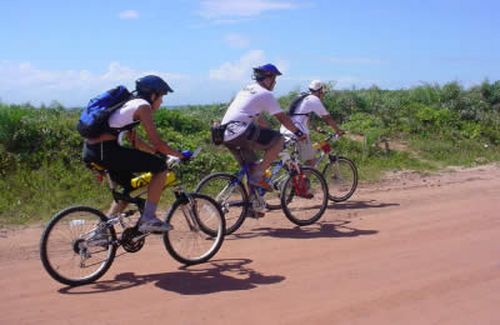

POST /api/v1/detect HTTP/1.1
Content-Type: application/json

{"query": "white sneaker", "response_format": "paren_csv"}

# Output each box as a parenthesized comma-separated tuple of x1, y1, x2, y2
(138, 217, 173, 233)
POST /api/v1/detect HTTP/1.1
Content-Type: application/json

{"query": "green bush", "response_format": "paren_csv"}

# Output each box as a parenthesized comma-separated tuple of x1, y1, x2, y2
(1, 80, 499, 225)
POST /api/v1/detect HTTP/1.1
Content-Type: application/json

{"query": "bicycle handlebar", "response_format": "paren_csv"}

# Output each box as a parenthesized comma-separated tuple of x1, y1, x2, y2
(166, 147, 202, 168)
(316, 128, 342, 141)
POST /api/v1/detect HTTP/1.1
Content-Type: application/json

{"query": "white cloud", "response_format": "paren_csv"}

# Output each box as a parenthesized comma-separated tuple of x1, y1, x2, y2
(199, 0, 298, 20)
(119, 10, 139, 20)
(0, 61, 187, 106)
(327, 56, 386, 65)
(225, 33, 250, 48)
(209, 50, 266, 81)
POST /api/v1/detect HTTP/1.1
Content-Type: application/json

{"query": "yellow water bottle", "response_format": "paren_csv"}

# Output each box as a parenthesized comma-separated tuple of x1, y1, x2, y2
(130, 172, 152, 189)
(165, 171, 177, 187)
(131, 171, 177, 189)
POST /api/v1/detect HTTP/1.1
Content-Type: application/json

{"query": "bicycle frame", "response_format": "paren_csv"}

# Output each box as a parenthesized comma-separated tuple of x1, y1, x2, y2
(88, 152, 201, 241)
(311, 133, 339, 169)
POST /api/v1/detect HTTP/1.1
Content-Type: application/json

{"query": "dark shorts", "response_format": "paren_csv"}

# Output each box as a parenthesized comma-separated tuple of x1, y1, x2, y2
(224, 123, 283, 165)
(83, 140, 167, 190)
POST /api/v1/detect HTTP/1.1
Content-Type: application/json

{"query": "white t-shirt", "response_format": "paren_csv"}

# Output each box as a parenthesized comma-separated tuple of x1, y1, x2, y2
(108, 98, 149, 129)
(280, 94, 329, 135)
(221, 83, 283, 141)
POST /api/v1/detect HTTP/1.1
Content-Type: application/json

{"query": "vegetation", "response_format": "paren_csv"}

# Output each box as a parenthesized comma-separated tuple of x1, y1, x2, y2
(1, 80, 499, 225)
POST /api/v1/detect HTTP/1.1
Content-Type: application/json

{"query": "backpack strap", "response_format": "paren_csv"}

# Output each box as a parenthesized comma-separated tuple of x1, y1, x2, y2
(288, 93, 311, 116)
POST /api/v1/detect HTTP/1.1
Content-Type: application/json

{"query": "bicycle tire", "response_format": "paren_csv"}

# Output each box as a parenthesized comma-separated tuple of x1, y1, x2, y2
(280, 167, 329, 226)
(40, 206, 117, 286)
(163, 193, 225, 265)
(194, 172, 248, 235)
(323, 156, 358, 202)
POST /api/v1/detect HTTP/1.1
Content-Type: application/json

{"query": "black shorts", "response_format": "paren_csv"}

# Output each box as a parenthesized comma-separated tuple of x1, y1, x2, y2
(224, 123, 283, 165)
(83, 140, 167, 190)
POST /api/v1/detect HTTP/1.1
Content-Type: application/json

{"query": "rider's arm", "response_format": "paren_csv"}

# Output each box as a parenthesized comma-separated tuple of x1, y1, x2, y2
(274, 112, 306, 140)
(126, 130, 155, 153)
(322, 115, 344, 135)
(134, 105, 184, 159)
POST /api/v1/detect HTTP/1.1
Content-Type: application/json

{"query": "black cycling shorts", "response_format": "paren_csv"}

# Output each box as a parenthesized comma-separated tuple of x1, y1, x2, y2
(224, 123, 283, 165)
(83, 140, 167, 190)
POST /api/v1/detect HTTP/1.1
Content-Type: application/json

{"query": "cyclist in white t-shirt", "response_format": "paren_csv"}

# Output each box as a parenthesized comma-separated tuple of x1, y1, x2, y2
(221, 64, 305, 190)
(280, 80, 344, 165)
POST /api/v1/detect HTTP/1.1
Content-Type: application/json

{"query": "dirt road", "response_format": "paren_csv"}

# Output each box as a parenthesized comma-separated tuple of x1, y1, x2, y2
(1, 164, 499, 324)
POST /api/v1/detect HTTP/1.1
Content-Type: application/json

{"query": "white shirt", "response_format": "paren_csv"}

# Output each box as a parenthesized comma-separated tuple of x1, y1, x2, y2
(108, 98, 149, 129)
(222, 83, 283, 141)
(280, 94, 329, 135)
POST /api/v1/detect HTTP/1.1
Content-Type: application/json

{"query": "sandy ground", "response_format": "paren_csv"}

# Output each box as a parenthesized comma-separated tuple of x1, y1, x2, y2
(1, 164, 499, 324)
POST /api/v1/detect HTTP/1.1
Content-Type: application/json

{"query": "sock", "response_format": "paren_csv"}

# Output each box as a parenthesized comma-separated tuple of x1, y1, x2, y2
(142, 201, 158, 221)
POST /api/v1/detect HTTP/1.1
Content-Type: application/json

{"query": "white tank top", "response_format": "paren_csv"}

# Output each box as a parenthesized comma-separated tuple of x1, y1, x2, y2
(108, 98, 149, 129)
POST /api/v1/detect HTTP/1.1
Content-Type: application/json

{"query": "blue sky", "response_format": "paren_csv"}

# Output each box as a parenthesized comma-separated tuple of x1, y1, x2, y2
(1, 0, 499, 107)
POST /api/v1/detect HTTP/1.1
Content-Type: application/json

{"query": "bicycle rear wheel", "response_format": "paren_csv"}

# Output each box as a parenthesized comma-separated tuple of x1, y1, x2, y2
(280, 167, 328, 226)
(163, 193, 225, 265)
(39, 206, 117, 286)
(195, 172, 248, 235)
(323, 156, 358, 202)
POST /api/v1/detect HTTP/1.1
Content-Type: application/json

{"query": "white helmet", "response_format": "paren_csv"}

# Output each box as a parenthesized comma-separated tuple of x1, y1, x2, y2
(308, 80, 324, 92)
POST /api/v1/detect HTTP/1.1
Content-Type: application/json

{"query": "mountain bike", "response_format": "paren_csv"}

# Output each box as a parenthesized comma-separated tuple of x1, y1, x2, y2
(40, 149, 225, 286)
(312, 130, 358, 202)
(195, 140, 328, 235)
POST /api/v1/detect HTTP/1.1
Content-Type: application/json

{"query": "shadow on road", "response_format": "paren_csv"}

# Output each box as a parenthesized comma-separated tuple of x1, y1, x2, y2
(329, 199, 400, 210)
(58, 258, 284, 295)
(233, 219, 378, 240)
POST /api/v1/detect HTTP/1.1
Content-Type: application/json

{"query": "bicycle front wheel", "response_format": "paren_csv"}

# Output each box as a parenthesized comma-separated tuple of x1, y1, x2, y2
(39, 206, 117, 286)
(163, 193, 225, 265)
(195, 172, 248, 235)
(323, 156, 358, 202)
(280, 167, 328, 226)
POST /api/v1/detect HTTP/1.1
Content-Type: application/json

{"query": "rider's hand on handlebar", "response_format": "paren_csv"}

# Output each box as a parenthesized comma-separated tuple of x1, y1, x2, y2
(180, 150, 193, 161)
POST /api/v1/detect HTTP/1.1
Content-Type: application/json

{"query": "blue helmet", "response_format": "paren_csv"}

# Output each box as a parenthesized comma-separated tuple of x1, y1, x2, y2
(135, 75, 174, 96)
(253, 63, 282, 81)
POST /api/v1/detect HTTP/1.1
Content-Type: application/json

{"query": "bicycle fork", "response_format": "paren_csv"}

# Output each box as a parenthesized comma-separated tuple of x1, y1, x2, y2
(177, 192, 201, 231)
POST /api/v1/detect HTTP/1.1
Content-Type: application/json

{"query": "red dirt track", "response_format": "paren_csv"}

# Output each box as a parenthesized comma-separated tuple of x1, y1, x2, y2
(1, 164, 500, 324)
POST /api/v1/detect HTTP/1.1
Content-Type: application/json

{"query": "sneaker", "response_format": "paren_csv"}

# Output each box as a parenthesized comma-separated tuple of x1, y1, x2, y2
(138, 217, 173, 234)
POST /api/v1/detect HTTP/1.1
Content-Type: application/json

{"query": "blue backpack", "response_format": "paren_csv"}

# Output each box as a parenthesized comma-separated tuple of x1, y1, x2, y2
(77, 85, 133, 138)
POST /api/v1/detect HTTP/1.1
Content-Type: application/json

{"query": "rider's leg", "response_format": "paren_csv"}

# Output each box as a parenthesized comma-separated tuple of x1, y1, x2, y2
(254, 135, 284, 176)
(107, 200, 128, 216)
(146, 169, 167, 205)
(139, 169, 172, 232)
(297, 135, 316, 167)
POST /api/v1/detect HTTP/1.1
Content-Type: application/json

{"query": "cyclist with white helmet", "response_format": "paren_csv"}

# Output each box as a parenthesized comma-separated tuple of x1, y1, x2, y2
(83, 75, 185, 233)
(280, 80, 344, 165)
(221, 64, 306, 190)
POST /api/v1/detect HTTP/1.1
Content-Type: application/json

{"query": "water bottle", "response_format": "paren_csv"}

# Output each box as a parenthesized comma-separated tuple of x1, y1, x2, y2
(130, 172, 153, 189)
(130, 171, 176, 189)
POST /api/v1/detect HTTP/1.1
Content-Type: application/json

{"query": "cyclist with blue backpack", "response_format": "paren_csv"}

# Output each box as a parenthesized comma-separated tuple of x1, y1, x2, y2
(280, 80, 344, 166)
(82, 75, 186, 233)
(220, 64, 306, 191)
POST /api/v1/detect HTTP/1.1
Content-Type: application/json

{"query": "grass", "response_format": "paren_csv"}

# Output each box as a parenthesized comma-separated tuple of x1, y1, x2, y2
(1, 134, 499, 227)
